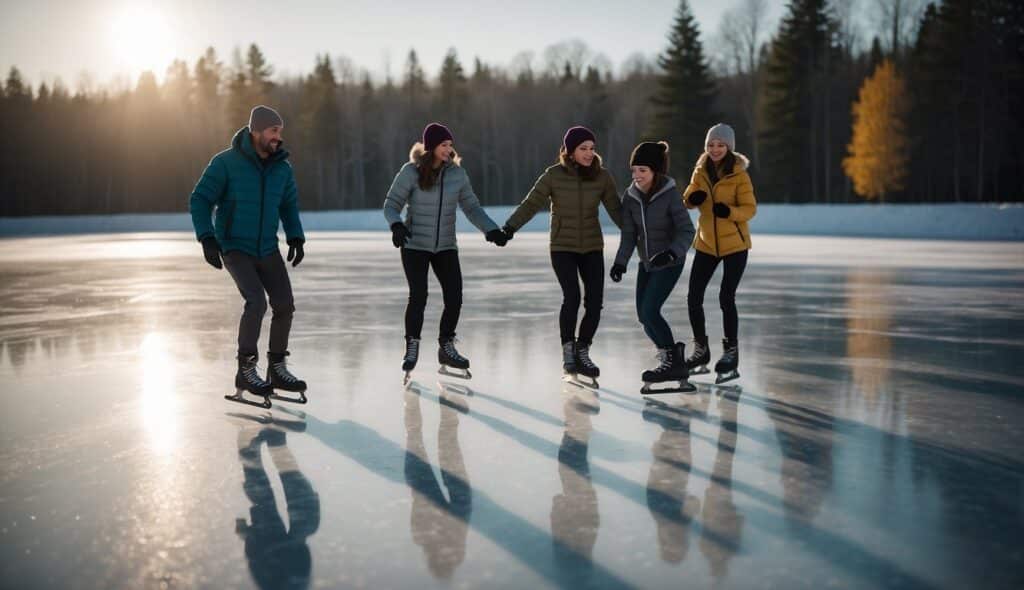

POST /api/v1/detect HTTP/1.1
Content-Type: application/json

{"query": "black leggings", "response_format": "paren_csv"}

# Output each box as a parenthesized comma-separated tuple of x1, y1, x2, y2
(402, 248, 463, 341)
(687, 249, 748, 341)
(550, 250, 605, 346)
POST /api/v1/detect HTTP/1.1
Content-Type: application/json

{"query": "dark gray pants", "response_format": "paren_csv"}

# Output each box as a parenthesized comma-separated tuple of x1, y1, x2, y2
(223, 249, 295, 359)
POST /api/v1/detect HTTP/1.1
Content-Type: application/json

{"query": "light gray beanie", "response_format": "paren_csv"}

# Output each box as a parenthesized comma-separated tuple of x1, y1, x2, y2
(705, 123, 735, 152)
(249, 105, 283, 133)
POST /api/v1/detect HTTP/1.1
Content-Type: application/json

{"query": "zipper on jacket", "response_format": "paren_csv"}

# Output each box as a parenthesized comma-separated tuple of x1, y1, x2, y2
(709, 173, 720, 257)
(640, 197, 650, 266)
(434, 167, 446, 251)
(735, 222, 746, 244)
(577, 174, 583, 251)
(257, 168, 267, 256)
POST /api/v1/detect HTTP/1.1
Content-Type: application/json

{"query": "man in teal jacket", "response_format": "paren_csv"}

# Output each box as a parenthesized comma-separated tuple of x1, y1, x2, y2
(189, 105, 308, 403)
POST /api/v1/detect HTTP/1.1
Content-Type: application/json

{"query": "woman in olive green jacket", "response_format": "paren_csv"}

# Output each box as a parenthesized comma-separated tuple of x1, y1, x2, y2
(502, 126, 622, 383)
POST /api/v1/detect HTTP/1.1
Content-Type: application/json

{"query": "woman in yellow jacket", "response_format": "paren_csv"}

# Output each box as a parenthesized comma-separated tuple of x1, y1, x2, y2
(681, 123, 756, 384)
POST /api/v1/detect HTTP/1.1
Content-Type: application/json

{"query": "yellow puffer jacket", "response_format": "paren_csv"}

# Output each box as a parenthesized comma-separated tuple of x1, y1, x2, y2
(682, 152, 757, 257)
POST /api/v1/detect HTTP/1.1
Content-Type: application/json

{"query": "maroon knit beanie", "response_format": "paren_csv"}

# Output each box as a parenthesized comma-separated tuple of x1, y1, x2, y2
(423, 123, 454, 152)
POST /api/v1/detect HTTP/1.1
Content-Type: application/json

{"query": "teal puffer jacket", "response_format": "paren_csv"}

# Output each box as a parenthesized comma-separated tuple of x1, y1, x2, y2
(189, 127, 305, 257)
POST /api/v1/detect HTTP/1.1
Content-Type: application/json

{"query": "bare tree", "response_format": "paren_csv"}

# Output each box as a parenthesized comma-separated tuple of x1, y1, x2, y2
(871, 0, 925, 55)
(716, 0, 769, 166)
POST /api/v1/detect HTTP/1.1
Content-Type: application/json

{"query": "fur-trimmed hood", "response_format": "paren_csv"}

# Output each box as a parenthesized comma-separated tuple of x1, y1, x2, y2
(409, 142, 462, 167)
(694, 151, 750, 175)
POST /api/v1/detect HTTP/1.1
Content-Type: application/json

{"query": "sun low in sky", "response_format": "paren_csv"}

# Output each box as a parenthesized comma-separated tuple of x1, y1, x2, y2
(106, 4, 178, 82)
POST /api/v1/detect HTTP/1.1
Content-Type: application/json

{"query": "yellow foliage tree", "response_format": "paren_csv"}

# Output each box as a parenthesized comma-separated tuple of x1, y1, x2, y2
(843, 59, 910, 201)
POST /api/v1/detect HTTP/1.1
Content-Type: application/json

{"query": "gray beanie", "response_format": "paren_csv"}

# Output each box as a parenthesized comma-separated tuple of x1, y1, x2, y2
(705, 123, 735, 152)
(249, 105, 283, 133)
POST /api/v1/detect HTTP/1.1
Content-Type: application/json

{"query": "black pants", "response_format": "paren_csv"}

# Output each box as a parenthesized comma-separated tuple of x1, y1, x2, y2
(551, 250, 604, 346)
(687, 249, 748, 341)
(402, 248, 463, 341)
(222, 249, 295, 359)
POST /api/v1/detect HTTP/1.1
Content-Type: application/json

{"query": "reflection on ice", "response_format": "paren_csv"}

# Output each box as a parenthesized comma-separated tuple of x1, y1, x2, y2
(2, 232, 1023, 589)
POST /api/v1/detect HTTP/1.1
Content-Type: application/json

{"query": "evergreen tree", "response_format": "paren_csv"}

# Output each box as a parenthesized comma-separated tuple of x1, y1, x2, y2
(648, 0, 717, 177)
(404, 49, 427, 121)
(246, 43, 274, 104)
(758, 0, 839, 202)
(437, 48, 468, 124)
(843, 60, 909, 201)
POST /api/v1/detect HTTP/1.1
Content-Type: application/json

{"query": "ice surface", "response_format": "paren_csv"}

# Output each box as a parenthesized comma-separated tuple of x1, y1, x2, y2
(1, 232, 1022, 589)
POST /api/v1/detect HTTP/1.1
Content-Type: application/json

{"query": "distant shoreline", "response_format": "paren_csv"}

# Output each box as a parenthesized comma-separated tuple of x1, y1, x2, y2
(1, 203, 1021, 241)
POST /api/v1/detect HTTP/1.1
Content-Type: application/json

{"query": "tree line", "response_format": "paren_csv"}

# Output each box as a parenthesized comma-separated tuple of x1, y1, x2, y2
(0, 0, 1020, 217)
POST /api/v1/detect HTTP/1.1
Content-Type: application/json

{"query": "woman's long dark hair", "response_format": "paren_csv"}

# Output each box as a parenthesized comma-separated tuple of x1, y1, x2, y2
(557, 147, 602, 180)
(413, 143, 461, 191)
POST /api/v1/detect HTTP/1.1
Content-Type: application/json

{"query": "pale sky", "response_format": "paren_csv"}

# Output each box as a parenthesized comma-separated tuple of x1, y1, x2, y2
(1, 0, 792, 91)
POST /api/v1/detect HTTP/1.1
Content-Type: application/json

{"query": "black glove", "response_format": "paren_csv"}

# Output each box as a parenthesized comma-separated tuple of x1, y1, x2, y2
(287, 238, 305, 267)
(501, 224, 516, 241)
(391, 222, 411, 248)
(689, 190, 707, 206)
(650, 250, 677, 267)
(486, 229, 508, 247)
(610, 263, 626, 283)
(713, 202, 731, 218)
(201, 236, 222, 269)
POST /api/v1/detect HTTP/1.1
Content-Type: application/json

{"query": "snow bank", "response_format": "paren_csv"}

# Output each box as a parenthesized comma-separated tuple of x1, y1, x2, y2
(1, 203, 1021, 240)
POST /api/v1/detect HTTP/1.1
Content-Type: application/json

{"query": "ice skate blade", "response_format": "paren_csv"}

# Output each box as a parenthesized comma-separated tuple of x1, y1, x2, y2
(562, 374, 599, 390)
(270, 390, 307, 404)
(689, 365, 711, 375)
(225, 388, 272, 409)
(438, 381, 473, 396)
(438, 366, 472, 380)
(715, 370, 740, 385)
(403, 372, 412, 386)
(641, 380, 698, 395)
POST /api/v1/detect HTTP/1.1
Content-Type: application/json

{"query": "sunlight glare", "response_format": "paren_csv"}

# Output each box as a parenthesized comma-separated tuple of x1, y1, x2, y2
(108, 5, 176, 79)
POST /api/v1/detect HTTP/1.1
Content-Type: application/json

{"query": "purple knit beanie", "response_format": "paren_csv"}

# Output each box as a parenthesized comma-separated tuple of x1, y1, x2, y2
(423, 123, 454, 152)
(563, 126, 596, 154)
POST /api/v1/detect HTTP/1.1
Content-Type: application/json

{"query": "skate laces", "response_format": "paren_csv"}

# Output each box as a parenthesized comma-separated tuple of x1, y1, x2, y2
(272, 359, 298, 383)
(405, 339, 420, 360)
(443, 338, 464, 360)
(653, 349, 672, 372)
(242, 361, 268, 385)
(577, 345, 597, 368)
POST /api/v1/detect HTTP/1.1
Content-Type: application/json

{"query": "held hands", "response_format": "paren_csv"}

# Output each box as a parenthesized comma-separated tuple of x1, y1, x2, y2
(201, 236, 222, 269)
(610, 263, 626, 283)
(650, 250, 677, 267)
(713, 202, 731, 218)
(688, 190, 707, 206)
(501, 224, 515, 241)
(287, 238, 305, 267)
(485, 229, 509, 247)
(391, 222, 411, 248)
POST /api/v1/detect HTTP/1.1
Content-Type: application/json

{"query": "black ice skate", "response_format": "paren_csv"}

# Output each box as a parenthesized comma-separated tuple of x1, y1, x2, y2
(266, 352, 307, 404)
(402, 337, 420, 385)
(438, 337, 472, 380)
(226, 354, 273, 409)
(561, 341, 577, 376)
(714, 338, 740, 384)
(567, 342, 600, 389)
(641, 342, 696, 395)
(685, 336, 711, 376)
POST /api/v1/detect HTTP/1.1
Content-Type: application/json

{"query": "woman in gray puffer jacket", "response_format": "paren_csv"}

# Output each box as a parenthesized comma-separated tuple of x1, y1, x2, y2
(383, 123, 507, 379)
(611, 141, 696, 391)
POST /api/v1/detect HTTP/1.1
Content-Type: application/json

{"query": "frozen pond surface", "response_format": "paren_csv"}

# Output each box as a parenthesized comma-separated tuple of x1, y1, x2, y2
(1, 232, 1022, 589)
